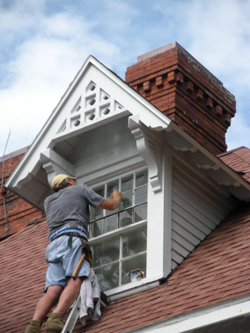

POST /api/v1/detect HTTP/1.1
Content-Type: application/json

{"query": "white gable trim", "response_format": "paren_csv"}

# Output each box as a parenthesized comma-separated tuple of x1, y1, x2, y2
(126, 295, 250, 333)
(5, 56, 171, 191)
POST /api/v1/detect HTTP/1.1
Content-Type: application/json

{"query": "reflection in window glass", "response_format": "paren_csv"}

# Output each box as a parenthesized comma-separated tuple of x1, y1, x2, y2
(90, 187, 104, 220)
(94, 262, 119, 290)
(134, 204, 147, 222)
(122, 226, 147, 258)
(120, 191, 132, 210)
(121, 253, 146, 285)
(107, 180, 119, 197)
(134, 186, 147, 205)
(96, 187, 105, 197)
(136, 170, 148, 187)
(93, 207, 103, 220)
(90, 219, 103, 238)
(121, 176, 133, 192)
(119, 209, 133, 227)
(104, 215, 118, 233)
(93, 237, 119, 267)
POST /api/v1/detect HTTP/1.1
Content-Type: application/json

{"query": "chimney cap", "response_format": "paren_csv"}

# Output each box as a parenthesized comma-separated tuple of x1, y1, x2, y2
(137, 42, 178, 62)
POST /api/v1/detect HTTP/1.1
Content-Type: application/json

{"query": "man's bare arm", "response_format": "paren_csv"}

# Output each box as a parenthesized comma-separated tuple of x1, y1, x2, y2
(98, 190, 122, 210)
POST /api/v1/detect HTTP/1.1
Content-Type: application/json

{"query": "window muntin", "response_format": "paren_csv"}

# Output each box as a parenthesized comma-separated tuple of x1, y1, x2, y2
(89, 169, 148, 291)
(89, 170, 148, 237)
(92, 226, 147, 291)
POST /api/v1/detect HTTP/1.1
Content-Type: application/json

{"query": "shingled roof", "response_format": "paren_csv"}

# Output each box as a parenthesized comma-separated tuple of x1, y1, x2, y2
(0, 196, 250, 332)
(219, 146, 250, 184)
(0, 217, 48, 332)
(76, 202, 250, 333)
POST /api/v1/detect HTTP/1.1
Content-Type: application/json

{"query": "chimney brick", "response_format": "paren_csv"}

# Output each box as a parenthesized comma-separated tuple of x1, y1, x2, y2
(125, 42, 236, 154)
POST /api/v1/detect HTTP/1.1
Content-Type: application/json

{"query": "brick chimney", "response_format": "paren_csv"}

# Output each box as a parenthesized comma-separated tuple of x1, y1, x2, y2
(125, 42, 236, 155)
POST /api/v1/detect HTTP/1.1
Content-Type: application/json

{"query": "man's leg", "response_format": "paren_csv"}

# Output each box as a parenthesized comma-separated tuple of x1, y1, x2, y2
(45, 277, 83, 333)
(54, 277, 83, 314)
(25, 285, 63, 333)
(33, 285, 63, 322)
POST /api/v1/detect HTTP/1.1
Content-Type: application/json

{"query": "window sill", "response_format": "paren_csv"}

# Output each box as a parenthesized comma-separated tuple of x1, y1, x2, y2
(105, 275, 162, 301)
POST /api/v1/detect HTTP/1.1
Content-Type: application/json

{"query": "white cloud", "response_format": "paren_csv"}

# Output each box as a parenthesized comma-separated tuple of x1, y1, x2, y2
(0, 1, 126, 155)
(1, 0, 250, 156)
(226, 112, 250, 151)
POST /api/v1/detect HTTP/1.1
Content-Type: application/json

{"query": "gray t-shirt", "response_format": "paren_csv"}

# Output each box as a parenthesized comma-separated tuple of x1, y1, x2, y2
(44, 185, 104, 239)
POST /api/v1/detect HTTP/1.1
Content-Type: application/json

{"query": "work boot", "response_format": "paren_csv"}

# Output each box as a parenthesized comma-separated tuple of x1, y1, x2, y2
(24, 320, 41, 333)
(46, 312, 64, 333)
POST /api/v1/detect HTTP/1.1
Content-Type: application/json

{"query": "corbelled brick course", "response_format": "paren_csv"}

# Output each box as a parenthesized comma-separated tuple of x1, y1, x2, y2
(126, 42, 236, 155)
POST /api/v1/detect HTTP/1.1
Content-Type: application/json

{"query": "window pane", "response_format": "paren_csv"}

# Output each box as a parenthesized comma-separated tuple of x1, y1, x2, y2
(120, 191, 132, 210)
(119, 209, 133, 227)
(134, 186, 147, 205)
(94, 262, 119, 291)
(90, 187, 105, 220)
(122, 226, 147, 258)
(92, 207, 103, 220)
(136, 170, 148, 187)
(93, 237, 119, 267)
(121, 176, 133, 192)
(104, 215, 118, 233)
(106, 181, 119, 216)
(107, 180, 119, 197)
(134, 203, 147, 222)
(95, 187, 105, 197)
(106, 207, 118, 216)
(121, 253, 147, 285)
(90, 219, 103, 238)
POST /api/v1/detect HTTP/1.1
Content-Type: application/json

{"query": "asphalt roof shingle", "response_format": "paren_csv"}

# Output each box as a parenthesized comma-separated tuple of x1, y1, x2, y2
(1, 201, 250, 332)
(76, 202, 250, 332)
(219, 146, 250, 184)
(1, 145, 250, 332)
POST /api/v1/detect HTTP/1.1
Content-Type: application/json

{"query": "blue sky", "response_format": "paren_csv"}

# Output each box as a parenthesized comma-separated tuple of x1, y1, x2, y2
(1, 0, 250, 156)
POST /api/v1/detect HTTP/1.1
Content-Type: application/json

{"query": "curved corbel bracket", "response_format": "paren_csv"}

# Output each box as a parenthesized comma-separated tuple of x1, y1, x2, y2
(40, 148, 76, 186)
(128, 115, 162, 193)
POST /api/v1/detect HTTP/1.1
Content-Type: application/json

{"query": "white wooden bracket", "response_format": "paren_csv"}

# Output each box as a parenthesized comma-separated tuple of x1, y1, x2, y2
(40, 148, 76, 187)
(128, 114, 163, 193)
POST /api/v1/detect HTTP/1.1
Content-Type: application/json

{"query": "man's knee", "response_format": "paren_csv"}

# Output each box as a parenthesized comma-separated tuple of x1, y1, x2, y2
(67, 277, 83, 291)
(47, 285, 64, 301)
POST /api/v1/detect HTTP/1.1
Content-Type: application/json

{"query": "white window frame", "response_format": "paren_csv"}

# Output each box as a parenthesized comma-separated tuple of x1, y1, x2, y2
(88, 167, 148, 292)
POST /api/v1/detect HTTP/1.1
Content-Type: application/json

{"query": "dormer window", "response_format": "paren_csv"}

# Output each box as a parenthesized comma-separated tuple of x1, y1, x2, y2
(89, 169, 148, 291)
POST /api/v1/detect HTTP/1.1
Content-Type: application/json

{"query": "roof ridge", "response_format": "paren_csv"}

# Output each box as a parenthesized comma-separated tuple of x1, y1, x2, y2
(217, 146, 248, 158)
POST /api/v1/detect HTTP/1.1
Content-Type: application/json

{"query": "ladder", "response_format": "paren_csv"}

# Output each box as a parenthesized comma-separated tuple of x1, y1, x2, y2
(61, 295, 81, 333)
(61, 292, 109, 333)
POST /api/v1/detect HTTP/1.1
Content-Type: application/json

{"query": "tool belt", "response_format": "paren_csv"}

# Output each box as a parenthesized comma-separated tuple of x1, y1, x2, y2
(51, 231, 93, 267)
(49, 224, 88, 242)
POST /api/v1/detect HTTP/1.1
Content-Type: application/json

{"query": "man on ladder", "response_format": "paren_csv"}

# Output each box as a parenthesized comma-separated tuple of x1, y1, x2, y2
(25, 174, 121, 333)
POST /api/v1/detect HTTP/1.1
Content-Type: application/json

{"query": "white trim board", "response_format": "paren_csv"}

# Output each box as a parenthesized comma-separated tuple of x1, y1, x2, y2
(125, 295, 250, 333)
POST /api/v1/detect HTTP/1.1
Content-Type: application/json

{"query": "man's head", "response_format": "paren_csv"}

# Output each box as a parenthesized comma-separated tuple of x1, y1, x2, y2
(51, 174, 76, 192)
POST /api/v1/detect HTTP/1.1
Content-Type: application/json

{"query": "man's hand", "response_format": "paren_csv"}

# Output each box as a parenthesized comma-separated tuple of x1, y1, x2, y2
(98, 190, 122, 211)
(111, 189, 122, 202)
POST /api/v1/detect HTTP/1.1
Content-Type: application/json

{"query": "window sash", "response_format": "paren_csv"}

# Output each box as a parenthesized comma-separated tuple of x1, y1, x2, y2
(88, 169, 148, 291)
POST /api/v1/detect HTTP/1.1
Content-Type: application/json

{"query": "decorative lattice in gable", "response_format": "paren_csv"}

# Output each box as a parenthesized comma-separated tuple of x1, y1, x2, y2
(56, 80, 125, 135)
